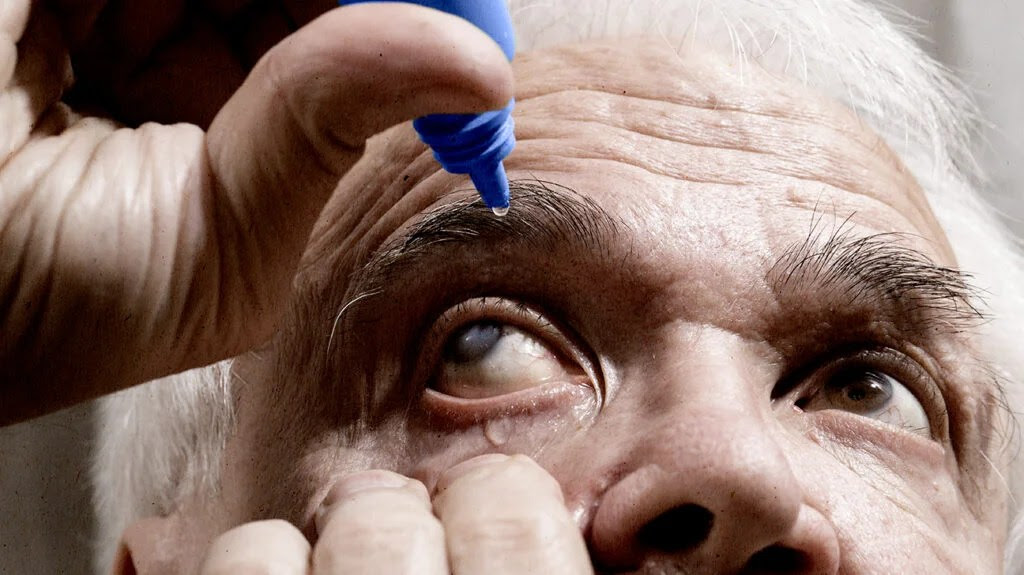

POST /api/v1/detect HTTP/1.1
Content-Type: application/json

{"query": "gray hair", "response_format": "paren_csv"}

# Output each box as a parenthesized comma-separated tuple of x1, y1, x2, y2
(93, 1, 1024, 572)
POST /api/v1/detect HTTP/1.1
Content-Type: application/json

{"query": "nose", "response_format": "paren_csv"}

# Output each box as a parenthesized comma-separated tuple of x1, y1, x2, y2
(587, 364, 840, 573)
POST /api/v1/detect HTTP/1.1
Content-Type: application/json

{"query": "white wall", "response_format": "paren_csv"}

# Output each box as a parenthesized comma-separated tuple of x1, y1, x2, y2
(883, 0, 1024, 237)
(0, 403, 95, 574)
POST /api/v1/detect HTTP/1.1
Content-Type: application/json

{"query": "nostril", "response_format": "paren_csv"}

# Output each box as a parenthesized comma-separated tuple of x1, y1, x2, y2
(745, 545, 811, 573)
(637, 504, 714, 553)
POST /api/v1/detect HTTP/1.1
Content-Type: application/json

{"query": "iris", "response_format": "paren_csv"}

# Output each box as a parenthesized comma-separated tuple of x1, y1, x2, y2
(444, 321, 503, 363)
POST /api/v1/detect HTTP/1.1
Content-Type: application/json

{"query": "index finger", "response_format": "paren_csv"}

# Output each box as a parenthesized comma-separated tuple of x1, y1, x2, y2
(433, 454, 594, 575)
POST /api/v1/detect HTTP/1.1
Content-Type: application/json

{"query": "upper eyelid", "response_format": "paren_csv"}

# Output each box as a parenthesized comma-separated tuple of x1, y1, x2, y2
(429, 298, 573, 366)
(328, 199, 989, 444)
(433, 298, 557, 345)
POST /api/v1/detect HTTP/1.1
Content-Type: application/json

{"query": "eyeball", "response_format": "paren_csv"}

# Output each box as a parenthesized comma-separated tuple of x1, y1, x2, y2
(435, 320, 582, 399)
(802, 365, 931, 436)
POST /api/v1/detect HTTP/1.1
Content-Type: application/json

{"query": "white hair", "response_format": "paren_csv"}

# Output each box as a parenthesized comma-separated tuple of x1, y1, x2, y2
(92, 361, 234, 572)
(93, 1, 1024, 572)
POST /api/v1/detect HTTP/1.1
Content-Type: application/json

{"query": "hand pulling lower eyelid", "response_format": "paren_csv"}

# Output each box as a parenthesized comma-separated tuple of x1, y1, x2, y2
(337, 0, 517, 216)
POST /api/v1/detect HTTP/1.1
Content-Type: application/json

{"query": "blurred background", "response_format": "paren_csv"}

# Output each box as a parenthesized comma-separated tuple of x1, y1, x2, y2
(1, 2, 1020, 573)
(890, 0, 1023, 238)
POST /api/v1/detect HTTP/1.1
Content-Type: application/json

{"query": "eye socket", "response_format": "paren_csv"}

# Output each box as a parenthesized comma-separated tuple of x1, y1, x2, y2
(797, 357, 933, 437)
(423, 298, 591, 400)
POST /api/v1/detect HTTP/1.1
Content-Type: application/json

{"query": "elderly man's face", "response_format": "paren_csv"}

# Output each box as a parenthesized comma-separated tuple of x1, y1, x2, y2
(171, 39, 1008, 572)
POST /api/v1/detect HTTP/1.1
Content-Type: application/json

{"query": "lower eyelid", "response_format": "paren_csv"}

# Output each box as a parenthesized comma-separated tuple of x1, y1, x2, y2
(420, 379, 597, 426)
(804, 410, 948, 466)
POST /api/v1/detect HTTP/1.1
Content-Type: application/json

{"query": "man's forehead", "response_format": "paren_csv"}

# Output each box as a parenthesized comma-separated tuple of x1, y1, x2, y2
(508, 39, 950, 253)
(300, 37, 955, 293)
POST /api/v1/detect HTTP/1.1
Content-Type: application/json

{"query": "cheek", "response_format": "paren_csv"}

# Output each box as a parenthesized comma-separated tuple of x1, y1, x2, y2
(788, 425, 993, 571)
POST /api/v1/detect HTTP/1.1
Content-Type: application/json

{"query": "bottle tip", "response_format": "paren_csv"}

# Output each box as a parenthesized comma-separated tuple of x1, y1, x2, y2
(469, 162, 511, 216)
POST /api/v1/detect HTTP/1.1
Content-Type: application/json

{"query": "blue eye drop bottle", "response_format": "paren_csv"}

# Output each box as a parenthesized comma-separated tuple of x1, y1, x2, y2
(337, 0, 516, 215)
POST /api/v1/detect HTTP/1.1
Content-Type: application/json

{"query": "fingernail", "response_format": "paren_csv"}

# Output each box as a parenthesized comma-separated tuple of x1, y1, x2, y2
(435, 453, 510, 493)
(316, 470, 409, 534)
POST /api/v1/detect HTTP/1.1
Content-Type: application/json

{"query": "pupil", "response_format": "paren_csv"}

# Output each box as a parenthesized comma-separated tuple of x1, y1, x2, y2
(444, 321, 503, 364)
(847, 386, 867, 401)
(828, 370, 893, 412)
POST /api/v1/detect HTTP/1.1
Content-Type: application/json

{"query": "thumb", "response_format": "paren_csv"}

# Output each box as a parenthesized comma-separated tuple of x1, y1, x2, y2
(0, 3, 512, 422)
(198, 3, 514, 360)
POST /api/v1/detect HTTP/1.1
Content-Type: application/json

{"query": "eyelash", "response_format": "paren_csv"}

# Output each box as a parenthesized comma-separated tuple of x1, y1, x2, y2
(417, 297, 600, 396)
(782, 347, 949, 440)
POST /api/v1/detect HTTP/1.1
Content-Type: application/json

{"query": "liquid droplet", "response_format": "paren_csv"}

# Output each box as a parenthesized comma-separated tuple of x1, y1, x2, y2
(484, 418, 512, 447)
(491, 205, 509, 217)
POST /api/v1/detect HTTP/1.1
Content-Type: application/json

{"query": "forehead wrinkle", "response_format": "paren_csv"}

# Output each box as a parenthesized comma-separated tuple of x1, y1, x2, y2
(515, 127, 929, 237)
(345, 179, 621, 298)
(511, 106, 924, 206)
(517, 88, 876, 151)
(511, 41, 944, 247)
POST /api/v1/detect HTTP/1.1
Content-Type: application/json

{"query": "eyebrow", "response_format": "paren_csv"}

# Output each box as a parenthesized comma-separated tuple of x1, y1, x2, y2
(768, 222, 986, 332)
(346, 180, 621, 296)
(348, 176, 986, 336)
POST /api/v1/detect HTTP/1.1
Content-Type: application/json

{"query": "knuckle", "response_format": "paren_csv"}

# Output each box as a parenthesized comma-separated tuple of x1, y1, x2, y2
(330, 510, 443, 546)
(496, 455, 565, 499)
(453, 511, 574, 553)
(315, 513, 444, 567)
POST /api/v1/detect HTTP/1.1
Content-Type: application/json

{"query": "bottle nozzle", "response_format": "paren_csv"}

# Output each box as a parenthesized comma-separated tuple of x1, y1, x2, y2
(470, 161, 511, 214)
(339, 0, 517, 215)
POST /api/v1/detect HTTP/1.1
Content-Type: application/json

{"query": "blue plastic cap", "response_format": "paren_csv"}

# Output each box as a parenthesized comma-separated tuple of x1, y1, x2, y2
(338, 0, 516, 210)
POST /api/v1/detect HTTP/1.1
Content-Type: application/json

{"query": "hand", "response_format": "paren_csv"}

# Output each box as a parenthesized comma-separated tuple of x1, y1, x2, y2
(199, 455, 594, 574)
(0, 1, 513, 423)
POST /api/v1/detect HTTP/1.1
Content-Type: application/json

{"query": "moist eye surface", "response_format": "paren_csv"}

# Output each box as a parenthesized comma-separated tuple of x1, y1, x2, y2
(803, 364, 931, 436)
(824, 369, 894, 414)
(435, 321, 567, 398)
(445, 321, 503, 364)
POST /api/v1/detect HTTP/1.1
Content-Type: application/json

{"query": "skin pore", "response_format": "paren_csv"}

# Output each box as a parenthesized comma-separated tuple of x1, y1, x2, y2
(137, 39, 1009, 573)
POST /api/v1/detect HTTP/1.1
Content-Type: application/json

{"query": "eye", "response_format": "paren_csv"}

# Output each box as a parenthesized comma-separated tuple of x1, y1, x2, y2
(799, 364, 931, 436)
(425, 299, 590, 400)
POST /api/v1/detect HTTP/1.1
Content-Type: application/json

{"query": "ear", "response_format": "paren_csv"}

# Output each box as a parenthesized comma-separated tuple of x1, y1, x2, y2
(112, 516, 180, 575)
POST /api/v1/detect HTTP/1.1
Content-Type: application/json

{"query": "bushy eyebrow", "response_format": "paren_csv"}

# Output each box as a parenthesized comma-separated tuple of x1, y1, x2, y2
(351, 180, 987, 337)
(768, 222, 986, 331)
(347, 179, 621, 296)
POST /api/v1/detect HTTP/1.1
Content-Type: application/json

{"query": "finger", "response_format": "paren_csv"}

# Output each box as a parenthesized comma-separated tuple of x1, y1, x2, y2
(313, 470, 447, 574)
(0, 3, 512, 422)
(200, 519, 311, 575)
(433, 454, 594, 575)
(199, 4, 513, 360)
(0, 1, 28, 90)
(2, 3, 70, 158)
(0, 0, 29, 39)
